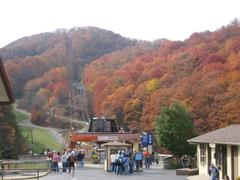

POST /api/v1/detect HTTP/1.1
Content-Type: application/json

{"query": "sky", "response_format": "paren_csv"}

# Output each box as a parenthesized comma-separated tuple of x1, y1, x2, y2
(0, 0, 240, 48)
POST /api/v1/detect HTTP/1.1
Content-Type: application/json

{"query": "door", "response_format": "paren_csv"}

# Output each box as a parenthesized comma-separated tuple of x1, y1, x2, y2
(222, 145, 227, 178)
(231, 146, 238, 180)
(208, 145, 212, 168)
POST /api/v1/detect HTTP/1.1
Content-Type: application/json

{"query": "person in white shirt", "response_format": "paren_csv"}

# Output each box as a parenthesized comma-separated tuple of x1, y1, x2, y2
(110, 153, 116, 172)
(61, 152, 68, 172)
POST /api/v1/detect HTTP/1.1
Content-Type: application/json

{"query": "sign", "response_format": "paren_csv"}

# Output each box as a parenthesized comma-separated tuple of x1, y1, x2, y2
(141, 133, 148, 147)
(141, 132, 153, 146)
(135, 152, 143, 161)
(97, 136, 118, 141)
(209, 143, 215, 148)
(148, 133, 153, 145)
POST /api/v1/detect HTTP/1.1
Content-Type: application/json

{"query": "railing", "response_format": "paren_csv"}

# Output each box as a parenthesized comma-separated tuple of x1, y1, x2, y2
(0, 168, 48, 180)
(0, 159, 50, 180)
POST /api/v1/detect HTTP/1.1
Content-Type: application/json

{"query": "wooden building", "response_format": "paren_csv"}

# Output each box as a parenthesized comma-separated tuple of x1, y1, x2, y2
(70, 117, 140, 151)
(0, 57, 15, 104)
(188, 125, 240, 180)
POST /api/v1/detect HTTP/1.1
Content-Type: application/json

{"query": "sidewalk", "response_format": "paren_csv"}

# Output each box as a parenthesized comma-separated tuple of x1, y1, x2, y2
(2, 171, 49, 180)
(83, 162, 163, 169)
(84, 163, 103, 169)
(186, 174, 209, 180)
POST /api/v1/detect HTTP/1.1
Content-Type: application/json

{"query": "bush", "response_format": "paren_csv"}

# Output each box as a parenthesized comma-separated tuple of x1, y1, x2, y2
(168, 163, 183, 169)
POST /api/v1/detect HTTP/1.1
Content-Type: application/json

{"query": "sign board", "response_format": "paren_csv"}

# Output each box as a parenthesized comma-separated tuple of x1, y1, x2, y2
(141, 133, 148, 147)
(135, 152, 143, 161)
(148, 133, 153, 145)
(141, 132, 153, 146)
(209, 143, 215, 148)
(97, 135, 118, 141)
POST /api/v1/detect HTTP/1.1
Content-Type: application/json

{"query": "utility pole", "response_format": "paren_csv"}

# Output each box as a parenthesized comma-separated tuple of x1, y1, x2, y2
(30, 128, 33, 156)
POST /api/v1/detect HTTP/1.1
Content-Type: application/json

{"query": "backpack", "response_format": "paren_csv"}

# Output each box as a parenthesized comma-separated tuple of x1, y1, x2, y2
(212, 168, 219, 178)
(118, 155, 123, 163)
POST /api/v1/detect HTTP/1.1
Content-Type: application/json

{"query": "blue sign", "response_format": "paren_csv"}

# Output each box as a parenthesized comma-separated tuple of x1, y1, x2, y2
(141, 132, 153, 146)
(135, 152, 143, 161)
(148, 133, 153, 145)
(141, 133, 148, 147)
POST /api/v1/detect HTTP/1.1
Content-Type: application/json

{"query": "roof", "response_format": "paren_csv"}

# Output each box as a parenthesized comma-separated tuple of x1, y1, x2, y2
(0, 57, 15, 104)
(71, 132, 140, 142)
(102, 141, 131, 147)
(188, 124, 240, 145)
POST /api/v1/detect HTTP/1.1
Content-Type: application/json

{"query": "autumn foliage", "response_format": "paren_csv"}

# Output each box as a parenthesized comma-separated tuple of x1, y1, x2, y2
(1, 22, 240, 133)
(84, 21, 240, 133)
(1, 27, 135, 126)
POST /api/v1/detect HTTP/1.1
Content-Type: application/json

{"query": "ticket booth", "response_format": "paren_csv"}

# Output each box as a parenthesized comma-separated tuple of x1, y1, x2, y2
(102, 141, 131, 172)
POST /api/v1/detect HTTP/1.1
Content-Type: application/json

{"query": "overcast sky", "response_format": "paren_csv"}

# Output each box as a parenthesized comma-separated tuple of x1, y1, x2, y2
(0, 0, 239, 48)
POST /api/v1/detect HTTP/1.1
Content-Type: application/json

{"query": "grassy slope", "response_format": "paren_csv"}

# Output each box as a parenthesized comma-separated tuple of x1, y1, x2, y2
(13, 108, 62, 154)
(13, 108, 29, 122)
(19, 126, 62, 154)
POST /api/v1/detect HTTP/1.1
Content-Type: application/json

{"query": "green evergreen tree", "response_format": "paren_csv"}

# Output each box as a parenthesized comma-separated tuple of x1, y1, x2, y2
(0, 105, 27, 159)
(155, 102, 196, 157)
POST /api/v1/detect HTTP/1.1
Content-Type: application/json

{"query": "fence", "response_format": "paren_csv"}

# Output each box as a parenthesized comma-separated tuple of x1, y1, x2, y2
(0, 159, 49, 180)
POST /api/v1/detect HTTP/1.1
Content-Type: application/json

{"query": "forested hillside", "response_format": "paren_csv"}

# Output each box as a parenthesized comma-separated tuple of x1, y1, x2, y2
(84, 21, 240, 133)
(0, 27, 136, 126)
(2, 22, 240, 134)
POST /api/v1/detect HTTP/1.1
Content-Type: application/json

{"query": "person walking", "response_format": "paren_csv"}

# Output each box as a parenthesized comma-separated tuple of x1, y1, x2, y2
(47, 149, 53, 171)
(110, 153, 116, 172)
(61, 152, 68, 172)
(116, 152, 124, 175)
(143, 150, 150, 168)
(77, 151, 85, 168)
(68, 153, 76, 174)
(209, 164, 219, 180)
(52, 151, 60, 172)
(123, 154, 130, 175)
(128, 154, 134, 174)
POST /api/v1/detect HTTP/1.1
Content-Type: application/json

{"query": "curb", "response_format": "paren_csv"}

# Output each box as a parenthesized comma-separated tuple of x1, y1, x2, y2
(2, 171, 49, 180)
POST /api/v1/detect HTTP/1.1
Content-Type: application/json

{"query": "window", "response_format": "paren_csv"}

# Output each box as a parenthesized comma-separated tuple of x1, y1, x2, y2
(200, 144, 206, 164)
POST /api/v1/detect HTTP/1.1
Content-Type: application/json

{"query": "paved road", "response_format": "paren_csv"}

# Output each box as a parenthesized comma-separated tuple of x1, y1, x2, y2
(38, 168, 188, 180)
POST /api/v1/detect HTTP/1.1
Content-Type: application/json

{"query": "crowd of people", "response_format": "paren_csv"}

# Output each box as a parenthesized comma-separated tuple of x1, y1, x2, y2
(46, 148, 158, 175)
(109, 150, 157, 175)
(46, 149, 85, 174)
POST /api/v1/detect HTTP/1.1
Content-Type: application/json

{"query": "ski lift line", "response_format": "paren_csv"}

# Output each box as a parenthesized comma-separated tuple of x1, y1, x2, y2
(66, 32, 90, 126)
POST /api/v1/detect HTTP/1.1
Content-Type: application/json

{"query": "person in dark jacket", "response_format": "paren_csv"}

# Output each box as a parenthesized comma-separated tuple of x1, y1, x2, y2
(68, 153, 76, 174)
(77, 151, 85, 168)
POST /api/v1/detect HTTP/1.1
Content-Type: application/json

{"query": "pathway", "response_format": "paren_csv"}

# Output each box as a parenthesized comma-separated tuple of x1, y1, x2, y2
(15, 107, 64, 144)
(39, 167, 188, 180)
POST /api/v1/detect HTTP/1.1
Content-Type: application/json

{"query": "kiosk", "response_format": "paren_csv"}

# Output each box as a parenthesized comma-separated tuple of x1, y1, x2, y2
(102, 141, 131, 172)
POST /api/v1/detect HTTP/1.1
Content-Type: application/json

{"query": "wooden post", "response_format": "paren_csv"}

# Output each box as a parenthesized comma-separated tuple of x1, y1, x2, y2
(37, 169, 39, 180)
(1, 161, 3, 180)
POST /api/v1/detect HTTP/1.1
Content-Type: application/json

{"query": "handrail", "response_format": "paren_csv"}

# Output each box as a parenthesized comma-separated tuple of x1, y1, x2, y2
(0, 167, 49, 180)
(0, 160, 50, 180)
